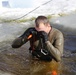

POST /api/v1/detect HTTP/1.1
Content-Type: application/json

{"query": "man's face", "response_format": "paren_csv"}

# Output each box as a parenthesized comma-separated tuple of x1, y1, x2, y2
(35, 23, 48, 32)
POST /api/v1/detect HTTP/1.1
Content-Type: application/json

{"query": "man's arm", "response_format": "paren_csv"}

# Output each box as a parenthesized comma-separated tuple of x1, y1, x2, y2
(12, 27, 37, 48)
(45, 32, 64, 62)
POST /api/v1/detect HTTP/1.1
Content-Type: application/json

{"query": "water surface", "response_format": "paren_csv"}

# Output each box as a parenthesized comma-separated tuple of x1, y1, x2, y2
(0, 22, 76, 75)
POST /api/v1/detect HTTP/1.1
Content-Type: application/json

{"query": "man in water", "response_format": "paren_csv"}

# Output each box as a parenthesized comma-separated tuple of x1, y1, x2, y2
(12, 16, 64, 62)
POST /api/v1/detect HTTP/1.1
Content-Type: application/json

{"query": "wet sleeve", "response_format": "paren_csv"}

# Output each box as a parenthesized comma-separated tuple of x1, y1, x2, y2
(12, 28, 35, 48)
(12, 37, 28, 48)
(45, 33, 64, 62)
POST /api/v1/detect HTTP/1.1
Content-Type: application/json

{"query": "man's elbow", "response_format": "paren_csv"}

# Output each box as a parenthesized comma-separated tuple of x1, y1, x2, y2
(56, 51, 62, 62)
(12, 44, 21, 48)
(55, 55, 61, 62)
(52, 54, 61, 62)
(11, 37, 23, 48)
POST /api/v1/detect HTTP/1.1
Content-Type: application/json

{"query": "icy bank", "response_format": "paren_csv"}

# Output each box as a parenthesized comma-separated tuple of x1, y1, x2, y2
(0, 0, 76, 20)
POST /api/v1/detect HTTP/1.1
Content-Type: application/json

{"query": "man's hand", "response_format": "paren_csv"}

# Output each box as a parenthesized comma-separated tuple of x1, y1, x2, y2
(38, 31, 48, 43)
(21, 28, 37, 37)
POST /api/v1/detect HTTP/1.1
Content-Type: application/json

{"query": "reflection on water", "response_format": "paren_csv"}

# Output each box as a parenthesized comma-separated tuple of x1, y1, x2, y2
(0, 23, 76, 75)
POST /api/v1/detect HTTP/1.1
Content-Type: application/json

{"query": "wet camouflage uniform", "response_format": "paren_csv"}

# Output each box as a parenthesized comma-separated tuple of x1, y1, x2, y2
(12, 27, 64, 62)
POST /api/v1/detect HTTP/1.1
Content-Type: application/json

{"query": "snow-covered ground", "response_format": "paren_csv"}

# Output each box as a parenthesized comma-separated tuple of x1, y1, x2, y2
(0, 0, 76, 21)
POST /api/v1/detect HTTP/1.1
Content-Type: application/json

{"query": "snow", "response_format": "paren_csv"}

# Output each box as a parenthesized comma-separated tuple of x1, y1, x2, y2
(0, 0, 76, 20)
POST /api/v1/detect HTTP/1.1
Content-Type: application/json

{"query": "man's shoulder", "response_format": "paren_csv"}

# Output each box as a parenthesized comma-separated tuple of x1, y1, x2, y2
(52, 27, 63, 34)
(52, 27, 63, 38)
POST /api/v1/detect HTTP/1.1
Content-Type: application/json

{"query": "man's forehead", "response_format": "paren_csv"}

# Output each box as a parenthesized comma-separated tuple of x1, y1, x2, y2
(39, 22, 45, 25)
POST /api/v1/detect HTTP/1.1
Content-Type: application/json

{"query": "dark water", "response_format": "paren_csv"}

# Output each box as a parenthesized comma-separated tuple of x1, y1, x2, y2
(0, 23, 76, 75)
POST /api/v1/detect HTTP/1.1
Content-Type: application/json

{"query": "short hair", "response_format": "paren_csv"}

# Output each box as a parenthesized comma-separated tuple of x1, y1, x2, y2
(35, 16, 50, 27)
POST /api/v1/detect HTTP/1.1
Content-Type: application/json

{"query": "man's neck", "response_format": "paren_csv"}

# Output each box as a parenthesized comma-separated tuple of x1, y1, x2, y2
(47, 26, 52, 34)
